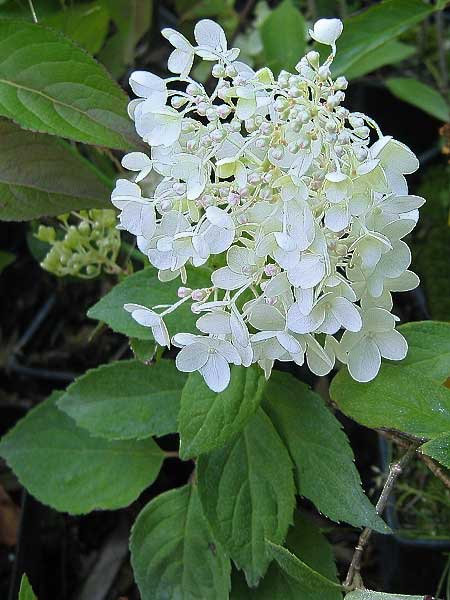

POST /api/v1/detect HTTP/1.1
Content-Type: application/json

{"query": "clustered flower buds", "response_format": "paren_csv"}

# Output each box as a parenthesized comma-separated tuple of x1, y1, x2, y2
(37, 210, 121, 278)
(113, 17, 424, 392)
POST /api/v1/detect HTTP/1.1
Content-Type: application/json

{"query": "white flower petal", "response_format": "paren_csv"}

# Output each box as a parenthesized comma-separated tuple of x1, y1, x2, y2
(249, 303, 285, 331)
(200, 354, 230, 393)
(347, 337, 381, 382)
(120, 202, 156, 238)
(388, 270, 419, 292)
(331, 297, 362, 332)
(309, 18, 343, 46)
(375, 329, 408, 361)
(363, 307, 396, 332)
(196, 311, 231, 335)
(176, 343, 209, 372)
(206, 206, 234, 230)
(124, 305, 159, 327)
(227, 246, 255, 274)
(194, 19, 227, 58)
(172, 333, 199, 347)
(129, 71, 167, 104)
(276, 332, 302, 354)
(136, 107, 182, 147)
(325, 204, 349, 232)
(212, 266, 249, 290)
(287, 303, 325, 334)
(230, 308, 249, 347)
(305, 336, 334, 376)
(121, 152, 152, 172)
(152, 319, 170, 347)
(288, 255, 325, 289)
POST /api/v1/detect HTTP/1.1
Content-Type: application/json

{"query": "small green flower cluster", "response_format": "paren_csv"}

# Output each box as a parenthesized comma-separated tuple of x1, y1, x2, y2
(36, 210, 121, 278)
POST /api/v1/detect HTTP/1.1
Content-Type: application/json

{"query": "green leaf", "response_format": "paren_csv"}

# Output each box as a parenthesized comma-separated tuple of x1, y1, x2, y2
(42, 2, 110, 55)
(345, 592, 424, 600)
(130, 484, 231, 600)
(0, 249, 14, 273)
(386, 77, 450, 122)
(130, 337, 156, 361)
(330, 322, 450, 438)
(198, 409, 295, 586)
(332, 0, 434, 76)
(264, 371, 388, 533)
(421, 432, 450, 469)
(58, 359, 186, 440)
(260, 0, 306, 74)
(0, 19, 137, 149)
(0, 120, 110, 221)
(345, 40, 415, 80)
(266, 541, 342, 593)
(19, 574, 37, 600)
(231, 513, 341, 599)
(179, 366, 266, 459)
(399, 321, 450, 381)
(88, 266, 212, 340)
(0, 391, 164, 514)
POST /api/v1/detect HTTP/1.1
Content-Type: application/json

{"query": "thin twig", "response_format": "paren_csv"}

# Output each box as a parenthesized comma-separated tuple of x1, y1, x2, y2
(420, 453, 450, 490)
(27, 0, 38, 22)
(435, 9, 449, 98)
(164, 450, 179, 458)
(344, 444, 419, 590)
(378, 429, 450, 492)
(235, 0, 257, 35)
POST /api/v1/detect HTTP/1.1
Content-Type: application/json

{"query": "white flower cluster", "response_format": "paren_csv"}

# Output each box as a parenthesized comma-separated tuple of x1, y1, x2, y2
(112, 17, 424, 392)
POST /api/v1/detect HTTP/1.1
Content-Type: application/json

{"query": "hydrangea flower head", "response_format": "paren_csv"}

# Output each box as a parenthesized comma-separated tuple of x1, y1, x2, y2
(113, 18, 424, 392)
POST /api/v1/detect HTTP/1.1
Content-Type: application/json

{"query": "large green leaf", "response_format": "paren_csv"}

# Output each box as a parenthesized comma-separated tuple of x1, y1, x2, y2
(266, 541, 342, 594)
(0, 392, 164, 514)
(232, 513, 341, 599)
(345, 592, 424, 600)
(398, 321, 450, 381)
(58, 359, 186, 440)
(421, 432, 450, 469)
(260, 0, 306, 74)
(130, 484, 231, 600)
(178, 366, 266, 459)
(88, 266, 212, 340)
(198, 409, 295, 586)
(42, 2, 110, 55)
(0, 120, 110, 221)
(345, 40, 415, 80)
(386, 77, 450, 122)
(0, 19, 137, 149)
(264, 372, 388, 533)
(332, 0, 434, 76)
(18, 575, 36, 600)
(330, 322, 450, 438)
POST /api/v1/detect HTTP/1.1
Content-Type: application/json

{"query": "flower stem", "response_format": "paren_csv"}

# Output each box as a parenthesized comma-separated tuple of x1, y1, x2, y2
(344, 443, 419, 590)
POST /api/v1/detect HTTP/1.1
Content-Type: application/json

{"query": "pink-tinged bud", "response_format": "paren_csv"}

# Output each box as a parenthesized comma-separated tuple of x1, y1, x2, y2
(227, 192, 240, 206)
(264, 264, 279, 277)
(191, 288, 207, 301)
(178, 286, 192, 298)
